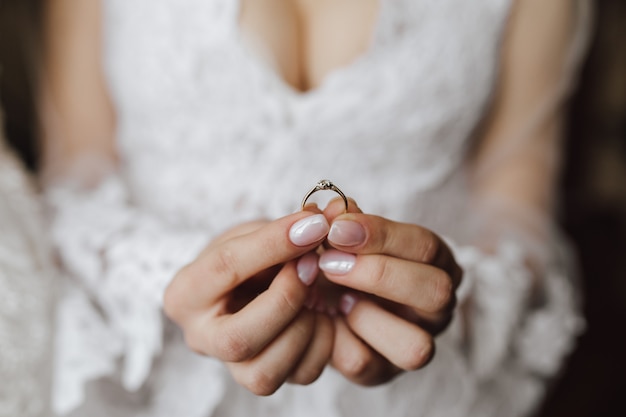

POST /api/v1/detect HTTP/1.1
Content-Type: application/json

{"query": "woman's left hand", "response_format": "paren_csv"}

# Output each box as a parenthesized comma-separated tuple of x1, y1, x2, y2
(319, 199, 463, 385)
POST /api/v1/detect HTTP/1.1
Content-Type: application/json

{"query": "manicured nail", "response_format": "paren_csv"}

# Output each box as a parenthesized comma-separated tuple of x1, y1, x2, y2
(339, 293, 358, 315)
(289, 214, 330, 246)
(328, 220, 366, 246)
(318, 250, 356, 275)
(297, 253, 319, 286)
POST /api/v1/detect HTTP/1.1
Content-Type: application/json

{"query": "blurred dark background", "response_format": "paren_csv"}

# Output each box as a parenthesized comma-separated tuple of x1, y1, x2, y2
(0, 0, 40, 169)
(539, 1, 626, 416)
(1, 1, 625, 416)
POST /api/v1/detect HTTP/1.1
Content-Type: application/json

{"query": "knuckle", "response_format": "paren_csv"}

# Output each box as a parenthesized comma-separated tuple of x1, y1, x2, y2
(258, 233, 281, 258)
(369, 257, 391, 288)
(163, 267, 191, 323)
(274, 281, 303, 316)
(215, 326, 254, 362)
(429, 270, 454, 312)
(208, 245, 241, 287)
(183, 330, 208, 356)
(290, 364, 324, 385)
(446, 293, 458, 314)
(401, 337, 435, 371)
(418, 231, 441, 264)
(431, 312, 455, 335)
(240, 367, 282, 396)
(337, 350, 374, 379)
(375, 218, 392, 252)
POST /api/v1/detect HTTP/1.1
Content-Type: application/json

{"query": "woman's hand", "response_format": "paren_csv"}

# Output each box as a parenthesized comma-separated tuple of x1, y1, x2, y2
(319, 199, 463, 385)
(164, 210, 334, 395)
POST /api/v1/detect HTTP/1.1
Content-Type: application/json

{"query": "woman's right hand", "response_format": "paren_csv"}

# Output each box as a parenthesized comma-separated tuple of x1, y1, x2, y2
(164, 210, 335, 395)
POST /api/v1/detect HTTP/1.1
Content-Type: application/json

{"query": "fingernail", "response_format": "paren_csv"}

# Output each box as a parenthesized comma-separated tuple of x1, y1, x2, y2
(289, 214, 330, 246)
(318, 250, 356, 275)
(297, 252, 319, 286)
(339, 293, 358, 315)
(328, 220, 366, 246)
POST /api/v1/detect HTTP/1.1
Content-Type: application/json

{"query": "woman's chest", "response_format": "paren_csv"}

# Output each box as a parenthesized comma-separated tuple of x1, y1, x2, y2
(238, 0, 380, 93)
(103, 0, 513, 227)
(104, 0, 511, 127)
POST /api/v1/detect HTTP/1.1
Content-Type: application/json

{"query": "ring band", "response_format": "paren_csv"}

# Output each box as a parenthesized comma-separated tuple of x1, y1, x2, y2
(301, 179, 349, 212)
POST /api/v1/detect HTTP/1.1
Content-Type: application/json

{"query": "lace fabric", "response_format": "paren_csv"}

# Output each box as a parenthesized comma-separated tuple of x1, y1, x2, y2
(0, 114, 55, 417)
(47, 0, 591, 416)
(47, 173, 210, 413)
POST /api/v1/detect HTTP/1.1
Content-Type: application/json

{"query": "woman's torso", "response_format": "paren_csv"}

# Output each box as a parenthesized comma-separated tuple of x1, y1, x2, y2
(98, 1, 513, 415)
(0, 130, 54, 417)
(104, 0, 511, 238)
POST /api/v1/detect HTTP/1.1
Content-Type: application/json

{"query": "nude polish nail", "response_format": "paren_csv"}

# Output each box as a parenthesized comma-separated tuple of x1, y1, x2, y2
(297, 252, 319, 286)
(339, 293, 358, 315)
(318, 250, 356, 275)
(328, 220, 366, 246)
(289, 214, 330, 246)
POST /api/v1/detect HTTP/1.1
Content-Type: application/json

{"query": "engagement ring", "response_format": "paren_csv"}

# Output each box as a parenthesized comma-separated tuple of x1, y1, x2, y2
(301, 179, 348, 212)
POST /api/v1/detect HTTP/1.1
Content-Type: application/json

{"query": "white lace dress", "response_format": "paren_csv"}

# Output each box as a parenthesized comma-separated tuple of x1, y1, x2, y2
(0, 114, 55, 417)
(47, 0, 590, 416)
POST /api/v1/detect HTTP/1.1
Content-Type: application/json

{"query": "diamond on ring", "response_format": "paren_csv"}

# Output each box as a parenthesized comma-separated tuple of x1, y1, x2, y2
(301, 179, 349, 212)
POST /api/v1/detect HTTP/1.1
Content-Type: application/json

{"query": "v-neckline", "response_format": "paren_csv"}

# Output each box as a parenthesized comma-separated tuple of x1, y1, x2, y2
(231, 0, 387, 101)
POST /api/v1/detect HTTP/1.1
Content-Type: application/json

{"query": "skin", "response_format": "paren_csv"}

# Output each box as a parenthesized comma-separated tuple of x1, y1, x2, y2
(42, 0, 577, 393)
(163, 211, 336, 394)
(164, 198, 462, 390)
(321, 198, 462, 384)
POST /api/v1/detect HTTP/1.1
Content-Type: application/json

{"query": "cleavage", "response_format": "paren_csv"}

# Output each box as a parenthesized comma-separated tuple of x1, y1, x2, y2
(238, 0, 380, 94)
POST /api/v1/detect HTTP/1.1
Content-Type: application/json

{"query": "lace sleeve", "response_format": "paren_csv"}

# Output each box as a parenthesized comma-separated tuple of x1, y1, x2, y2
(46, 168, 210, 414)
(0, 132, 55, 417)
(438, 0, 592, 408)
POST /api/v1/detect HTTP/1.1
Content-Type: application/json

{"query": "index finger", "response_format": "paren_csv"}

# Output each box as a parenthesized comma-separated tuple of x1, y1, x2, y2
(185, 211, 330, 301)
(327, 214, 462, 287)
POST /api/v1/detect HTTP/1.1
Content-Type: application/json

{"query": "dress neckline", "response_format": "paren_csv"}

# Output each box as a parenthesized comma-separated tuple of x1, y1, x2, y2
(229, 0, 388, 101)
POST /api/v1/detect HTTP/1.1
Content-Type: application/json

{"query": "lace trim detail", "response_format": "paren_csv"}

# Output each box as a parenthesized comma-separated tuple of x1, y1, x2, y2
(0, 143, 55, 417)
(47, 173, 209, 414)
(448, 237, 584, 383)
